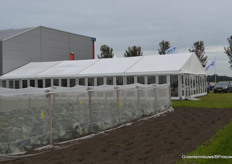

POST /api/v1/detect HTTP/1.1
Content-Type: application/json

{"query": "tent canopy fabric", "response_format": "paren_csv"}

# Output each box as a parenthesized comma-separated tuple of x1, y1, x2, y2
(125, 53, 192, 76)
(78, 57, 142, 77)
(38, 60, 98, 78)
(1, 61, 61, 79)
(0, 53, 206, 80)
(179, 53, 206, 74)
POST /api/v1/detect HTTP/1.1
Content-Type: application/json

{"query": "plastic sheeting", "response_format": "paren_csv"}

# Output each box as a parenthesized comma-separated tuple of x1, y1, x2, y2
(0, 87, 49, 97)
(0, 84, 172, 154)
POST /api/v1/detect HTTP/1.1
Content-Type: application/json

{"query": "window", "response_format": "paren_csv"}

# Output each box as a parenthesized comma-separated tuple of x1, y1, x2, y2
(116, 77, 123, 85)
(97, 77, 103, 86)
(126, 76, 134, 84)
(9, 80, 14, 88)
(88, 78, 94, 86)
(107, 77, 113, 85)
(2, 81, 6, 88)
(30, 80, 35, 87)
(182, 75, 184, 96)
(148, 76, 156, 84)
(70, 79, 76, 87)
(185, 75, 190, 96)
(15, 81, 20, 89)
(138, 76, 145, 84)
(61, 79, 67, 87)
(53, 79, 59, 86)
(159, 76, 167, 84)
(45, 79, 51, 88)
(170, 75, 178, 97)
(23, 80, 28, 88)
(79, 78, 85, 86)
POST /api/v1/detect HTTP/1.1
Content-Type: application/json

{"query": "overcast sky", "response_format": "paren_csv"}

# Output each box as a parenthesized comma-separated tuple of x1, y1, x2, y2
(1, 0, 232, 76)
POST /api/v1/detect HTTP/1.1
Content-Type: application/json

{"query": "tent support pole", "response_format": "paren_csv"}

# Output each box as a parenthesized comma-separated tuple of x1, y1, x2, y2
(116, 87, 120, 123)
(48, 92, 53, 145)
(88, 89, 93, 132)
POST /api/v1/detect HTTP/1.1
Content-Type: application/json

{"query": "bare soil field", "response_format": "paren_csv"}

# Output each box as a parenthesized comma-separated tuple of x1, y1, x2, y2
(2, 107, 232, 164)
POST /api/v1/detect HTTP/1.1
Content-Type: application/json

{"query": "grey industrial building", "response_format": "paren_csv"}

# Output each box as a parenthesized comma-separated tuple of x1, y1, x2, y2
(0, 26, 96, 75)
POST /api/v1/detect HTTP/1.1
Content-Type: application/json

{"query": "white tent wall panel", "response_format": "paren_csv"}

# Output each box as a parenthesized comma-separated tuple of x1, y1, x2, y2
(178, 74, 182, 99)
(180, 74, 207, 99)
(3, 76, 206, 99)
(1, 74, 207, 100)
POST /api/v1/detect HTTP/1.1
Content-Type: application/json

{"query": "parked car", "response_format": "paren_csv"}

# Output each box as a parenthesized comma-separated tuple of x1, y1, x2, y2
(213, 81, 232, 93)
(207, 83, 210, 93)
(208, 82, 217, 91)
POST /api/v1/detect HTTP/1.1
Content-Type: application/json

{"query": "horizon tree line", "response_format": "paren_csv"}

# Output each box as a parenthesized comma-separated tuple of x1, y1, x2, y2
(224, 35, 232, 69)
(97, 36, 232, 69)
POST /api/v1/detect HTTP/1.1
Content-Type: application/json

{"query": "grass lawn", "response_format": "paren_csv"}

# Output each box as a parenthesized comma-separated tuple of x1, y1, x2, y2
(172, 91, 232, 108)
(176, 92, 232, 163)
(179, 122, 232, 164)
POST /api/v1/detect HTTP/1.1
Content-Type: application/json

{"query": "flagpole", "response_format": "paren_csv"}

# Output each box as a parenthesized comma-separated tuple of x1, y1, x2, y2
(214, 57, 216, 83)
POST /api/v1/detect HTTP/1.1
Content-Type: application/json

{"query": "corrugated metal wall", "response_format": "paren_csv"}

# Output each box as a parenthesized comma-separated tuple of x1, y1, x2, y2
(2, 27, 93, 74)
(2, 28, 41, 74)
(0, 41, 2, 75)
(69, 33, 93, 60)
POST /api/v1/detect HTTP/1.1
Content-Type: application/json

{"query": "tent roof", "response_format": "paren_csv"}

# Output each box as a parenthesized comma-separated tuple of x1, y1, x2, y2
(38, 60, 98, 78)
(0, 53, 206, 80)
(125, 53, 191, 75)
(1, 61, 61, 79)
(78, 56, 142, 77)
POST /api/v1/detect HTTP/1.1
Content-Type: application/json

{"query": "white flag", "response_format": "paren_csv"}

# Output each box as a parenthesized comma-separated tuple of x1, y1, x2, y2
(165, 46, 177, 54)
(205, 60, 215, 71)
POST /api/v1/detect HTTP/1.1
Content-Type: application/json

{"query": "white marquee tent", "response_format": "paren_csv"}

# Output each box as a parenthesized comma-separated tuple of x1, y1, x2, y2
(0, 53, 207, 100)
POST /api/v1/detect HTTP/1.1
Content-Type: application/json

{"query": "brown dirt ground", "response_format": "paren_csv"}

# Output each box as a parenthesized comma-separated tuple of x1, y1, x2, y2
(2, 107, 232, 164)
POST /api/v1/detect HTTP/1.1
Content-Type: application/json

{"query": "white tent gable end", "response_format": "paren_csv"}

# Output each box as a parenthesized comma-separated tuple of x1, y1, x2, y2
(180, 53, 205, 74)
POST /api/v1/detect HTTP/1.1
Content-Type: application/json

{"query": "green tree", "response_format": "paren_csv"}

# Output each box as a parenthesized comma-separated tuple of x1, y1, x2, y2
(158, 40, 170, 55)
(97, 45, 114, 59)
(124, 46, 143, 57)
(224, 35, 232, 68)
(189, 41, 207, 67)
